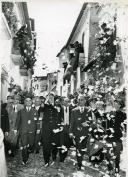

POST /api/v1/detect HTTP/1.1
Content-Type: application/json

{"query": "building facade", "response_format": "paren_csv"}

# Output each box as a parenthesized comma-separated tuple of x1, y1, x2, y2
(56, 3, 127, 100)
(1, 2, 36, 102)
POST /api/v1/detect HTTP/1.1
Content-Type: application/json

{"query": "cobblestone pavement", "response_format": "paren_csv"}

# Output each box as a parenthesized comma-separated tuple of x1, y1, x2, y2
(7, 147, 126, 177)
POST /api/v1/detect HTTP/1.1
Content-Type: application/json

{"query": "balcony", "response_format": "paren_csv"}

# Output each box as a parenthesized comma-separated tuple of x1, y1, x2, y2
(20, 65, 28, 76)
(11, 37, 24, 65)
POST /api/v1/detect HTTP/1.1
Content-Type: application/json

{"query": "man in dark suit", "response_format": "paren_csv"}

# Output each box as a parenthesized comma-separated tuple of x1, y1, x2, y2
(1, 103, 9, 136)
(59, 97, 76, 162)
(14, 96, 37, 165)
(1, 103, 10, 153)
(69, 94, 93, 170)
(34, 96, 44, 153)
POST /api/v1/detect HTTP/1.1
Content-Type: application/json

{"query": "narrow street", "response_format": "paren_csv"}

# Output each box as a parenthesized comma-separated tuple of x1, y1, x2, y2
(7, 148, 126, 177)
(1, 1, 128, 177)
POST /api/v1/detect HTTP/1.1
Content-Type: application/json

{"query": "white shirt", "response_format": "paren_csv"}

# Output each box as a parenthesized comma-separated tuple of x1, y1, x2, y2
(13, 105, 17, 112)
(64, 106, 69, 125)
(55, 106, 60, 112)
(35, 106, 40, 111)
(26, 107, 31, 112)
(79, 106, 85, 113)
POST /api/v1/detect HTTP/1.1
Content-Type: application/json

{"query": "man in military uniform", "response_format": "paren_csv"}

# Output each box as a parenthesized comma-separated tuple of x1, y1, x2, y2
(42, 93, 60, 166)
(14, 96, 37, 165)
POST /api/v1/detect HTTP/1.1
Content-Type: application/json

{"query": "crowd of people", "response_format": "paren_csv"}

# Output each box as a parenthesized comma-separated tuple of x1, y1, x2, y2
(1, 91, 127, 177)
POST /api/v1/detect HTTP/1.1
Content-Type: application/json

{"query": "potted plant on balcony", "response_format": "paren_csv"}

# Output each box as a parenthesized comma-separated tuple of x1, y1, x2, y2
(2, 2, 18, 35)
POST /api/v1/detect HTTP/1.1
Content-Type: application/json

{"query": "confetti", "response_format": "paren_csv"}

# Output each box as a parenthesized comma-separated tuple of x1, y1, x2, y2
(94, 144, 99, 149)
(79, 136, 86, 143)
(8, 150, 12, 154)
(28, 120, 31, 124)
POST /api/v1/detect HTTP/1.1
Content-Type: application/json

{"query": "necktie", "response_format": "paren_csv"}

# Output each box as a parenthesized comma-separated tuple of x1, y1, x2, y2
(13, 106, 15, 111)
(81, 107, 84, 113)
(36, 107, 39, 111)
(66, 107, 67, 113)
(27, 107, 30, 112)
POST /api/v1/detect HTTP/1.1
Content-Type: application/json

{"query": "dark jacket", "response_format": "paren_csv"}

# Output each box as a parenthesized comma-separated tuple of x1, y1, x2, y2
(41, 104, 61, 144)
(70, 107, 93, 141)
(15, 107, 37, 134)
(1, 103, 10, 133)
(103, 110, 126, 142)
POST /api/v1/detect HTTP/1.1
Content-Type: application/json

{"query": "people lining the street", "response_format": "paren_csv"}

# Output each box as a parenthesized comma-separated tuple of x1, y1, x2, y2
(1, 90, 127, 177)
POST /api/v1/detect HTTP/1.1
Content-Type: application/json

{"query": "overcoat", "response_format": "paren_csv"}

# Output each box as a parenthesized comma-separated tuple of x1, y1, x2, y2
(15, 107, 37, 134)
(41, 104, 61, 145)
(70, 107, 93, 142)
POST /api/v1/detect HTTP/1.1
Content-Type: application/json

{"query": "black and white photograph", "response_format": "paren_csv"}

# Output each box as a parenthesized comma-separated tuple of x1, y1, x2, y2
(0, 0, 128, 177)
